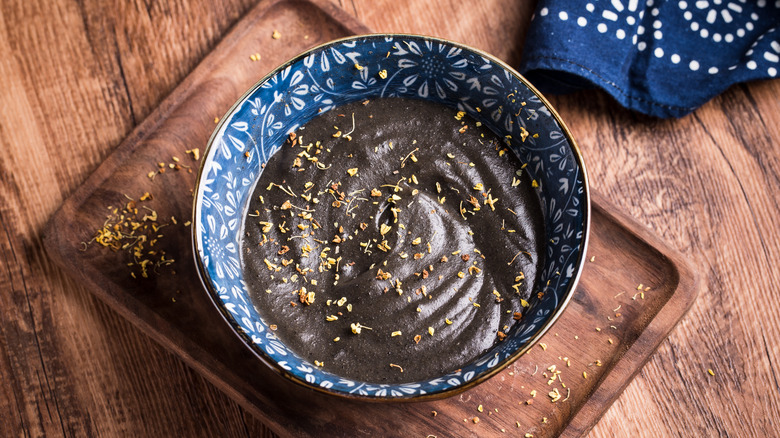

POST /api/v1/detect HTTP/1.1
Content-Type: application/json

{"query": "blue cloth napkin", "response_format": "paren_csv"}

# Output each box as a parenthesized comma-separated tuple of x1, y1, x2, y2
(519, 0, 780, 118)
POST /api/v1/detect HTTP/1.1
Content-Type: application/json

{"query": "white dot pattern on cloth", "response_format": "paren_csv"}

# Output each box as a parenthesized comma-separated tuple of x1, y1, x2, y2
(533, 0, 780, 78)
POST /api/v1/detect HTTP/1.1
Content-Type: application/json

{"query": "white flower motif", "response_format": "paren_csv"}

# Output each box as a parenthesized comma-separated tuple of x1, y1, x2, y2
(542, 1, 779, 75)
(581, 1, 662, 49)
(678, 0, 774, 43)
(201, 224, 239, 280)
(394, 40, 469, 99)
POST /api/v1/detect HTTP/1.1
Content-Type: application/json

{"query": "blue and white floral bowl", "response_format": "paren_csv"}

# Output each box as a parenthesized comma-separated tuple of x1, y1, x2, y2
(193, 34, 589, 400)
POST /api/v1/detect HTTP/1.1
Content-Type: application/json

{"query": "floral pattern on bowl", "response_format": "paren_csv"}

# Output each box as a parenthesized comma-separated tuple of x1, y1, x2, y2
(193, 34, 590, 399)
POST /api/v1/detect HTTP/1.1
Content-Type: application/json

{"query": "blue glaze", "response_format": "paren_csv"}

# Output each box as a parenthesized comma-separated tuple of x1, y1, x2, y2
(193, 35, 589, 399)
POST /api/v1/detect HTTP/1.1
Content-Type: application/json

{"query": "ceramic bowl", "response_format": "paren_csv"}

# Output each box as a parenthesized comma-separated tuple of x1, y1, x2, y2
(193, 34, 589, 400)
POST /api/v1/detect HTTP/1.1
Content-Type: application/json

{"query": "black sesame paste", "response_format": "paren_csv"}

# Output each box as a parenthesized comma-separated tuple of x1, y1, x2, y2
(241, 98, 544, 383)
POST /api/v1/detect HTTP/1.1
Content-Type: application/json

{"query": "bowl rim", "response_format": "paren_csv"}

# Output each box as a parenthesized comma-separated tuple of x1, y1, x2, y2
(191, 32, 591, 401)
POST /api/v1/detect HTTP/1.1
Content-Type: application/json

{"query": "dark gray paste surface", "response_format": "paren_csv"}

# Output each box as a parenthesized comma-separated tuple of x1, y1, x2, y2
(241, 98, 544, 383)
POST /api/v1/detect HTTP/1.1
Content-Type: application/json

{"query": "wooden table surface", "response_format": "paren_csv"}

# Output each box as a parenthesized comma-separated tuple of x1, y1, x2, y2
(1, 0, 777, 436)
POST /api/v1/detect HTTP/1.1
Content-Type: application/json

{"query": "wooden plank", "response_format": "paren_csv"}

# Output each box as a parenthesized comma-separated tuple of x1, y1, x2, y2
(0, 0, 269, 435)
(4, 0, 777, 435)
(43, 1, 699, 436)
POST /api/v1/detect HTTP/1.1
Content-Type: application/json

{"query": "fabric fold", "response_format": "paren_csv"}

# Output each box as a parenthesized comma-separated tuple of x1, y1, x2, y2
(519, 0, 780, 118)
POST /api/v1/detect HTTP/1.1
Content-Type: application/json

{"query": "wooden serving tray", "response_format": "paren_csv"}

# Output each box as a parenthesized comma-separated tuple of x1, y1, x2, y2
(44, 0, 699, 436)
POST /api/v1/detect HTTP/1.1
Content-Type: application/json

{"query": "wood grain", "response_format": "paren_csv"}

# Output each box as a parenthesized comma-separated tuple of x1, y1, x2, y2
(0, 0, 267, 436)
(0, 0, 777, 437)
(41, 1, 699, 435)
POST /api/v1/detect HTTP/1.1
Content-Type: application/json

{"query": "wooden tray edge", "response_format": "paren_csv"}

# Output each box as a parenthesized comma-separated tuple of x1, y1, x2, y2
(42, 0, 372, 435)
(43, 0, 370, 228)
(43, 185, 702, 438)
(561, 191, 701, 437)
(41, 1, 701, 434)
